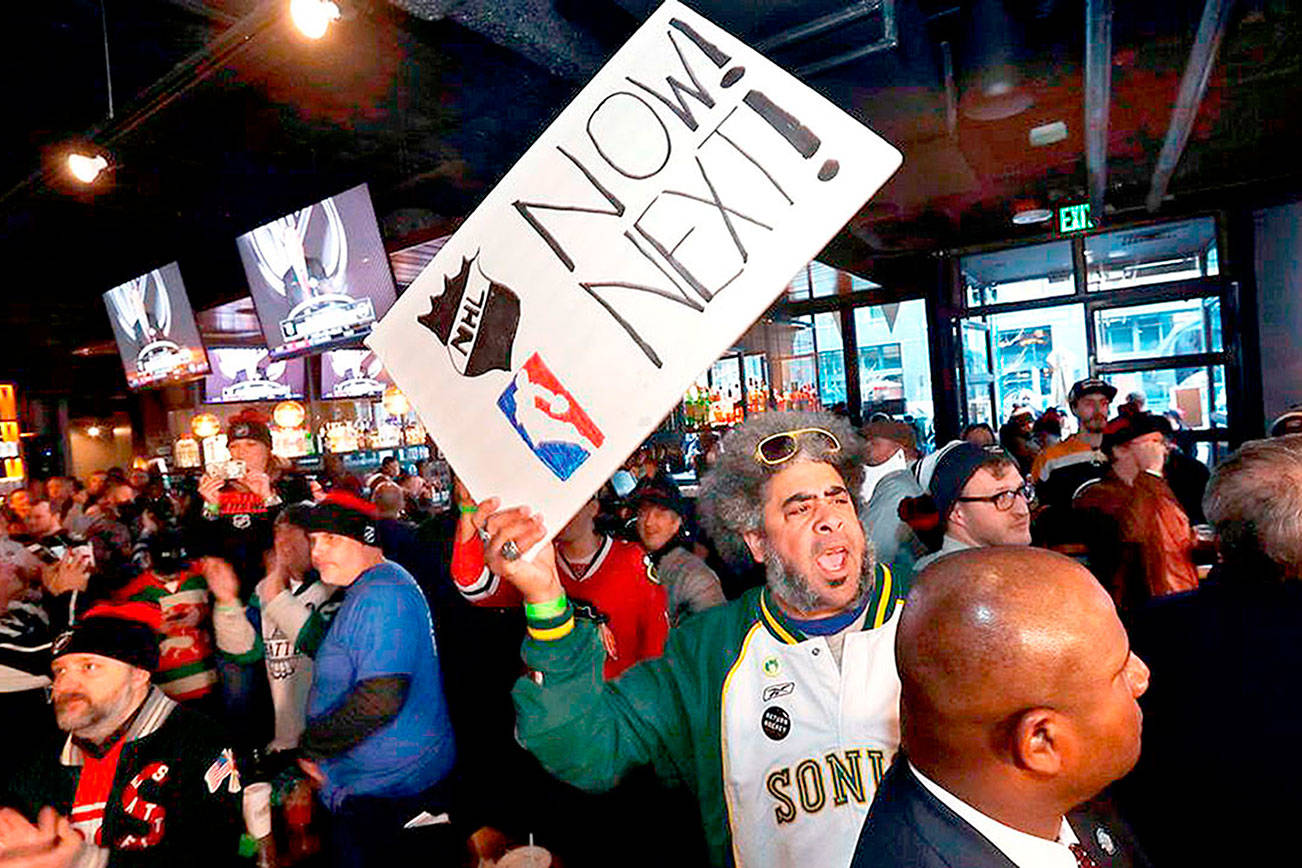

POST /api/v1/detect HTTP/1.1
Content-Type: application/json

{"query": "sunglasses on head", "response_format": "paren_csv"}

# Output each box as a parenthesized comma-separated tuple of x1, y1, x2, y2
(754, 427, 842, 466)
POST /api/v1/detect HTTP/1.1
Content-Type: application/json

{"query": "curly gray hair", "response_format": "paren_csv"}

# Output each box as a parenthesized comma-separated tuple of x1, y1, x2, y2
(697, 411, 867, 566)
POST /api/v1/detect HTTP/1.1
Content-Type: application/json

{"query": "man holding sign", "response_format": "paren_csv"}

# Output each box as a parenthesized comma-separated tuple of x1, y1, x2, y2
(364, 4, 903, 862)
(478, 411, 904, 868)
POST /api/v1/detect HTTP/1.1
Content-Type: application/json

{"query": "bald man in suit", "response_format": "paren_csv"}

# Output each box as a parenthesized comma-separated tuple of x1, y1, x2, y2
(852, 547, 1152, 868)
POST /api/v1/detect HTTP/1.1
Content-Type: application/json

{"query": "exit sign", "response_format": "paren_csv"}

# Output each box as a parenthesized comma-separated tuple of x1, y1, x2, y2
(1057, 202, 1094, 234)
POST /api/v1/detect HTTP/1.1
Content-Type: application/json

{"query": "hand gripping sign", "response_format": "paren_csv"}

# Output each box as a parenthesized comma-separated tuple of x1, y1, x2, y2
(367, 0, 902, 547)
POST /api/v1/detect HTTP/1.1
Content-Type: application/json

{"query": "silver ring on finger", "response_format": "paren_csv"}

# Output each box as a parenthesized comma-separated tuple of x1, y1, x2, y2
(500, 539, 521, 561)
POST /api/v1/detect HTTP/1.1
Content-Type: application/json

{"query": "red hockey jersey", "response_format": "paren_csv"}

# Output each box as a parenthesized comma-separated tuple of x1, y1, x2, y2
(452, 533, 668, 679)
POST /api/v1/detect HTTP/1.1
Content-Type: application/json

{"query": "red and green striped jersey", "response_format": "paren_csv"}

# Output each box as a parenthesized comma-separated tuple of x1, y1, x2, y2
(115, 566, 218, 702)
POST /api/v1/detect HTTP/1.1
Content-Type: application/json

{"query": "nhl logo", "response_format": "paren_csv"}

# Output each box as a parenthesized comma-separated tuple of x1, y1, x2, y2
(363, 525, 377, 545)
(417, 253, 520, 378)
(52, 630, 75, 655)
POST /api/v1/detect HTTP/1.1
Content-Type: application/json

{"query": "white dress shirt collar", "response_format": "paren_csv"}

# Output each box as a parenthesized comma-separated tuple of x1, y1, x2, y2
(908, 761, 1080, 868)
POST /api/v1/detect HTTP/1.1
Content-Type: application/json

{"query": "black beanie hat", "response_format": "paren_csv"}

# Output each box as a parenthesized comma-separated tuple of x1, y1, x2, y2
(928, 441, 1011, 520)
(227, 410, 273, 448)
(53, 601, 161, 672)
(304, 491, 380, 546)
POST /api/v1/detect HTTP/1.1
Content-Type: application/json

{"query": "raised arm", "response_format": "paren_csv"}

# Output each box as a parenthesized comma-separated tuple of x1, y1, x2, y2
(482, 503, 695, 792)
(449, 493, 525, 607)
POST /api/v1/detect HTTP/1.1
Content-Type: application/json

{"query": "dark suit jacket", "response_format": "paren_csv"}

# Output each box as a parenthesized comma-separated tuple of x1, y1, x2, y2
(852, 756, 1149, 868)
(1117, 567, 1302, 867)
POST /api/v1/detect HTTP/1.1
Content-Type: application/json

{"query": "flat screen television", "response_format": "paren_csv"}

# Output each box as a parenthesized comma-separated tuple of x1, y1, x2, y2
(103, 262, 210, 389)
(235, 182, 397, 360)
(203, 347, 306, 404)
(320, 348, 391, 399)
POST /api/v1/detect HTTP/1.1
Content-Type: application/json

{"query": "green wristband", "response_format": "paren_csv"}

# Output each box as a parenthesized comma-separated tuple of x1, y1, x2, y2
(458, 503, 478, 514)
(524, 593, 568, 621)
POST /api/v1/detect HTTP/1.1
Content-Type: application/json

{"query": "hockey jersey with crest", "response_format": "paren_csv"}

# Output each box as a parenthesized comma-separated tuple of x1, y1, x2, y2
(452, 532, 667, 679)
(3, 687, 243, 868)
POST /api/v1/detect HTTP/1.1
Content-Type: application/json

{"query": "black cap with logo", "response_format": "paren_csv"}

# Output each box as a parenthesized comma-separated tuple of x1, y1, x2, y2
(1067, 378, 1118, 406)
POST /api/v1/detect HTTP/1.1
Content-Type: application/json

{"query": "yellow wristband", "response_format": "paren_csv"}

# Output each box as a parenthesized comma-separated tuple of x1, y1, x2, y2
(527, 617, 575, 642)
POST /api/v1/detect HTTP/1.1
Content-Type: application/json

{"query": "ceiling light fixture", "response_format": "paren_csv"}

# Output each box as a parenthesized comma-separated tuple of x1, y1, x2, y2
(1011, 200, 1053, 225)
(960, 0, 1033, 122)
(191, 413, 221, 439)
(67, 152, 109, 184)
(86, 425, 102, 438)
(290, 0, 341, 39)
(382, 386, 410, 417)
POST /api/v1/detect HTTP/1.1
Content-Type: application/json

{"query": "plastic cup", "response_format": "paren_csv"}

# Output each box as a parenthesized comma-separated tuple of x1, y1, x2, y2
(243, 782, 273, 839)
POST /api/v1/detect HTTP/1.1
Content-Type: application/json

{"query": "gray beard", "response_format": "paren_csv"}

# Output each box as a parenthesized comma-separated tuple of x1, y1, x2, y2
(763, 539, 876, 617)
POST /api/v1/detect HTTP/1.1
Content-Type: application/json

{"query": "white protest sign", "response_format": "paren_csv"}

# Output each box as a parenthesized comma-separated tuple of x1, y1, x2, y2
(367, 0, 902, 541)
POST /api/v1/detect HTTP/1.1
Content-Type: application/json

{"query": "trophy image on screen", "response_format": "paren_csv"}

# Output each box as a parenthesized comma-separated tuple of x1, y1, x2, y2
(103, 262, 209, 389)
(242, 196, 375, 343)
(326, 349, 387, 398)
(214, 348, 293, 402)
(106, 268, 186, 379)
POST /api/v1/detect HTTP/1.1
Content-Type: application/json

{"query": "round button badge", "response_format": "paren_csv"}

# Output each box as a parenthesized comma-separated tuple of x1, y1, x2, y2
(762, 706, 791, 741)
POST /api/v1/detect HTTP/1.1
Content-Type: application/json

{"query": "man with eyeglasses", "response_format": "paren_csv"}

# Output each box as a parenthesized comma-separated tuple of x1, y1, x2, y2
(914, 442, 1033, 573)
(474, 411, 906, 868)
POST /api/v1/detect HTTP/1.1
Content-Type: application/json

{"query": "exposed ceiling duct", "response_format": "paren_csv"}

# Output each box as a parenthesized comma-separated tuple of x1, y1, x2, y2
(1146, 0, 1237, 212)
(1084, 0, 1112, 224)
(752, 0, 899, 78)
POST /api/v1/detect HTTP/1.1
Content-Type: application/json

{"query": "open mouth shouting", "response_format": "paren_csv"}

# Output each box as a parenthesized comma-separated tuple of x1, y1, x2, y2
(814, 540, 855, 585)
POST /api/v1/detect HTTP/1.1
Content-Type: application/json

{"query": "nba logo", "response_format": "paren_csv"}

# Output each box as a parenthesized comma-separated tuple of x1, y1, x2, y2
(498, 353, 605, 481)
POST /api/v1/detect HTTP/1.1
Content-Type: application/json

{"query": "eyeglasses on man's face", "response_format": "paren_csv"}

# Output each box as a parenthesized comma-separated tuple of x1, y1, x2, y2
(954, 480, 1034, 511)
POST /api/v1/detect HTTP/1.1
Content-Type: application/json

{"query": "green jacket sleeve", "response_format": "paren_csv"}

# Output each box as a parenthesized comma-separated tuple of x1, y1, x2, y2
(512, 618, 701, 793)
(511, 590, 764, 868)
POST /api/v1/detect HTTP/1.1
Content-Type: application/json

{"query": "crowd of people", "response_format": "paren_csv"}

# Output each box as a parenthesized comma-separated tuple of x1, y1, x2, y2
(0, 384, 1298, 868)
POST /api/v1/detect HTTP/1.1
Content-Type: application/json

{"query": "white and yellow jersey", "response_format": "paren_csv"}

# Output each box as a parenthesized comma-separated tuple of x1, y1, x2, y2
(721, 583, 902, 867)
(514, 563, 906, 868)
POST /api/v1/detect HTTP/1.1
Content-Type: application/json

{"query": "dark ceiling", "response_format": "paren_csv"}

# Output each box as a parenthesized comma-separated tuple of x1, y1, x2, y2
(4, 0, 1300, 405)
